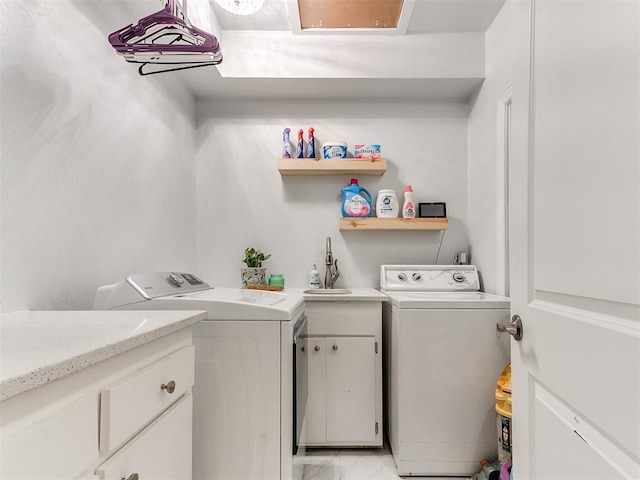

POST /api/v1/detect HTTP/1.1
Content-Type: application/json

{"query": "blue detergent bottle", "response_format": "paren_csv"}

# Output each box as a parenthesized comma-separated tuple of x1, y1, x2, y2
(341, 178, 373, 217)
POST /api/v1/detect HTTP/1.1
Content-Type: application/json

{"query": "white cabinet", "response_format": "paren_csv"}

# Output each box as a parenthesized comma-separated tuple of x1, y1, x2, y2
(96, 394, 192, 480)
(305, 301, 382, 447)
(99, 345, 194, 454)
(307, 336, 377, 444)
(0, 393, 98, 479)
(306, 337, 328, 443)
(0, 327, 195, 480)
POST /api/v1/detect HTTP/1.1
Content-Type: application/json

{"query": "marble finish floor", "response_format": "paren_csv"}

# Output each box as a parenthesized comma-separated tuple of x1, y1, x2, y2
(301, 447, 473, 480)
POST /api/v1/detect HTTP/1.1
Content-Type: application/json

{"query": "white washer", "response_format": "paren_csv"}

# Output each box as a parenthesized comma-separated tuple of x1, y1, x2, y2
(380, 265, 510, 477)
(94, 272, 306, 480)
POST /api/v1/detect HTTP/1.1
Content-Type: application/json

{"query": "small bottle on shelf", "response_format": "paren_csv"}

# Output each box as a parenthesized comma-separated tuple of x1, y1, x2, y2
(402, 185, 416, 218)
(283, 128, 292, 158)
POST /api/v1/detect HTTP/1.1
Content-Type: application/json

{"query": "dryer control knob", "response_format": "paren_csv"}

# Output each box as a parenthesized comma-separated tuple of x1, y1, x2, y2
(453, 273, 465, 283)
(397, 273, 408, 281)
(168, 273, 185, 287)
(412, 273, 422, 281)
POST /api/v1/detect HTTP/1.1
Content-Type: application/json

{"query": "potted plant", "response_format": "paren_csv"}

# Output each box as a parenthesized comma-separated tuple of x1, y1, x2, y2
(241, 247, 271, 286)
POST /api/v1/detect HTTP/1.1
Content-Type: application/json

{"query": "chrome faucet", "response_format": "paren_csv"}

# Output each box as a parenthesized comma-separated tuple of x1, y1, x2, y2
(324, 236, 340, 289)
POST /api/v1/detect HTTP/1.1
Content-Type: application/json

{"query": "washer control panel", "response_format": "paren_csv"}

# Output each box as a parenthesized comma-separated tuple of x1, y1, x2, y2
(380, 265, 480, 291)
(126, 272, 212, 299)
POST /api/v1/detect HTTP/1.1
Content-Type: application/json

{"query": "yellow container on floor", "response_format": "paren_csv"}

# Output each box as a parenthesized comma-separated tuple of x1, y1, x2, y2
(495, 363, 512, 465)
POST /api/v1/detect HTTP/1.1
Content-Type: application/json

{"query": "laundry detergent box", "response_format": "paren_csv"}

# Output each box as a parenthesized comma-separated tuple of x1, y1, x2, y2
(354, 144, 381, 159)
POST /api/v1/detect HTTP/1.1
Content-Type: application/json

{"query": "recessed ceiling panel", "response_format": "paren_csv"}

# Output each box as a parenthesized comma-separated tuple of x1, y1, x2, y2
(298, 0, 404, 29)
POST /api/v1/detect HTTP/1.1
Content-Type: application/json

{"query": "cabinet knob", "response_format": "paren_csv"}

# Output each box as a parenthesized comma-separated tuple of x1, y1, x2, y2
(121, 474, 139, 480)
(161, 380, 176, 393)
(314, 345, 320, 352)
(332, 344, 339, 351)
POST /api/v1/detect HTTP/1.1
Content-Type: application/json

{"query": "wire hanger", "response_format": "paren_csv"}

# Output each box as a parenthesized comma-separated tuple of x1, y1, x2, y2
(108, 0, 222, 76)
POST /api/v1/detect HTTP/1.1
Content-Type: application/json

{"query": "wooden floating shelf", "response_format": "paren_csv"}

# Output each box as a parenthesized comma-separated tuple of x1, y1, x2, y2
(278, 158, 387, 176)
(339, 217, 448, 231)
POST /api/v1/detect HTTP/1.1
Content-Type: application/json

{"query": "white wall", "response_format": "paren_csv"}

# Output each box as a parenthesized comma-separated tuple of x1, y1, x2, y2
(466, 1, 516, 294)
(217, 31, 485, 79)
(196, 99, 469, 288)
(0, 0, 197, 311)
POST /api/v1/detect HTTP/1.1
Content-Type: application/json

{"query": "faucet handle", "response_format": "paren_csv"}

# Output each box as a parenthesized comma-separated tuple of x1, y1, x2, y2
(331, 260, 340, 282)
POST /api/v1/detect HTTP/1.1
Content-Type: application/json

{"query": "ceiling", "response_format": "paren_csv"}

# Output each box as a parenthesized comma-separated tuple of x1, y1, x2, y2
(113, 0, 507, 100)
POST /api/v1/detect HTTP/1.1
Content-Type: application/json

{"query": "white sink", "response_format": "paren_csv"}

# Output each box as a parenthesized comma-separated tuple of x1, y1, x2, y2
(303, 289, 352, 295)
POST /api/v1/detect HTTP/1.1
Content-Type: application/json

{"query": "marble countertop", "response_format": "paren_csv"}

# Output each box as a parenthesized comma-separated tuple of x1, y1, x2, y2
(0, 310, 206, 401)
(300, 287, 388, 302)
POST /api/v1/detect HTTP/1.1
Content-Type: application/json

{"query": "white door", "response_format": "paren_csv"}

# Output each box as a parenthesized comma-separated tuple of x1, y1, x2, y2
(326, 336, 377, 443)
(306, 337, 328, 444)
(305, 336, 378, 444)
(508, 1, 640, 479)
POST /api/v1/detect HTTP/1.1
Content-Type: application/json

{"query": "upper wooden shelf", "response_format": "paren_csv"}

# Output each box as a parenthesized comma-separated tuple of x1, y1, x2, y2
(278, 158, 387, 176)
(339, 217, 448, 231)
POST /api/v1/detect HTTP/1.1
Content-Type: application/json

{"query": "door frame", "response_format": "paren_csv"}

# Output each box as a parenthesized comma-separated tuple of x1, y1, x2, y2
(496, 83, 513, 297)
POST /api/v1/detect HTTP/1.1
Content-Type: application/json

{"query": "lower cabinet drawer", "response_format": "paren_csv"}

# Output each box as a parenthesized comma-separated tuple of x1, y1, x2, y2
(96, 394, 193, 480)
(99, 345, 194, 453)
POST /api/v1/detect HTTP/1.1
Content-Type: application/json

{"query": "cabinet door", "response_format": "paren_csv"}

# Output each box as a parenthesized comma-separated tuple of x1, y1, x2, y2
(95, 394, 192, 480)
(326, 337, 377, 443)
(0, 394, 97, 480)
(305, 337, 327, 444)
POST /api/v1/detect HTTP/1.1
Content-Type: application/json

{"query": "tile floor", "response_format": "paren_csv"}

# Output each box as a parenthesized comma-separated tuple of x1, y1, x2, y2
(301, 447, 473, 480)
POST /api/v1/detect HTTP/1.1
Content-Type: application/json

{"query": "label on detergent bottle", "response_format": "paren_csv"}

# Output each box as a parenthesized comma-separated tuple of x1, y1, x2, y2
(344, 194, 370, 216)
(501, 416, 511, 452)
(376, 190, 398, 218)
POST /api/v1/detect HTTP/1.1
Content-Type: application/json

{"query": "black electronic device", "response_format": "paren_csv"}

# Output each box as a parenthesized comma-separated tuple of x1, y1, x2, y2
(418, 202, 447, 218)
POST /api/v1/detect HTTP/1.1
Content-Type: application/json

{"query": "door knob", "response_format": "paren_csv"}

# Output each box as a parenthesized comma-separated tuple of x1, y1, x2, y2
(497, 315, 523, 341)
(332, 344, 339, 351)
(314, 345, 320, 352)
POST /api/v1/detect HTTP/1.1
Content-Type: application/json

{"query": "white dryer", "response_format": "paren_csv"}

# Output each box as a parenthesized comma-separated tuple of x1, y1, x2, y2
(380, 265, 510, 477)
(94, 272, 307, 480)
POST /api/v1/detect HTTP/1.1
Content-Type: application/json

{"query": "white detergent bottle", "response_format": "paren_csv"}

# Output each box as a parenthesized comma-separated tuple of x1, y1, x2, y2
(402, 185, 416, 218)
(376, 189, 398, 218)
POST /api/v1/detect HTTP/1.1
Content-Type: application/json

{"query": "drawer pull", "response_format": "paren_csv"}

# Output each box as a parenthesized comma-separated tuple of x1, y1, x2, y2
(332, 344, 339, 351)
(161, 380, 176, 393)
(122, 474, 139, 480)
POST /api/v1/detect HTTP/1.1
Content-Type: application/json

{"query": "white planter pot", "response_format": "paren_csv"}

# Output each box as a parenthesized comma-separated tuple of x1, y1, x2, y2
(241, 267, 267, 286)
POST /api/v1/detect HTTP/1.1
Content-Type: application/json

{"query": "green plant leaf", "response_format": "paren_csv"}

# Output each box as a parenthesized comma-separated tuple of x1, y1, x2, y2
(243, 247, 271, 267)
